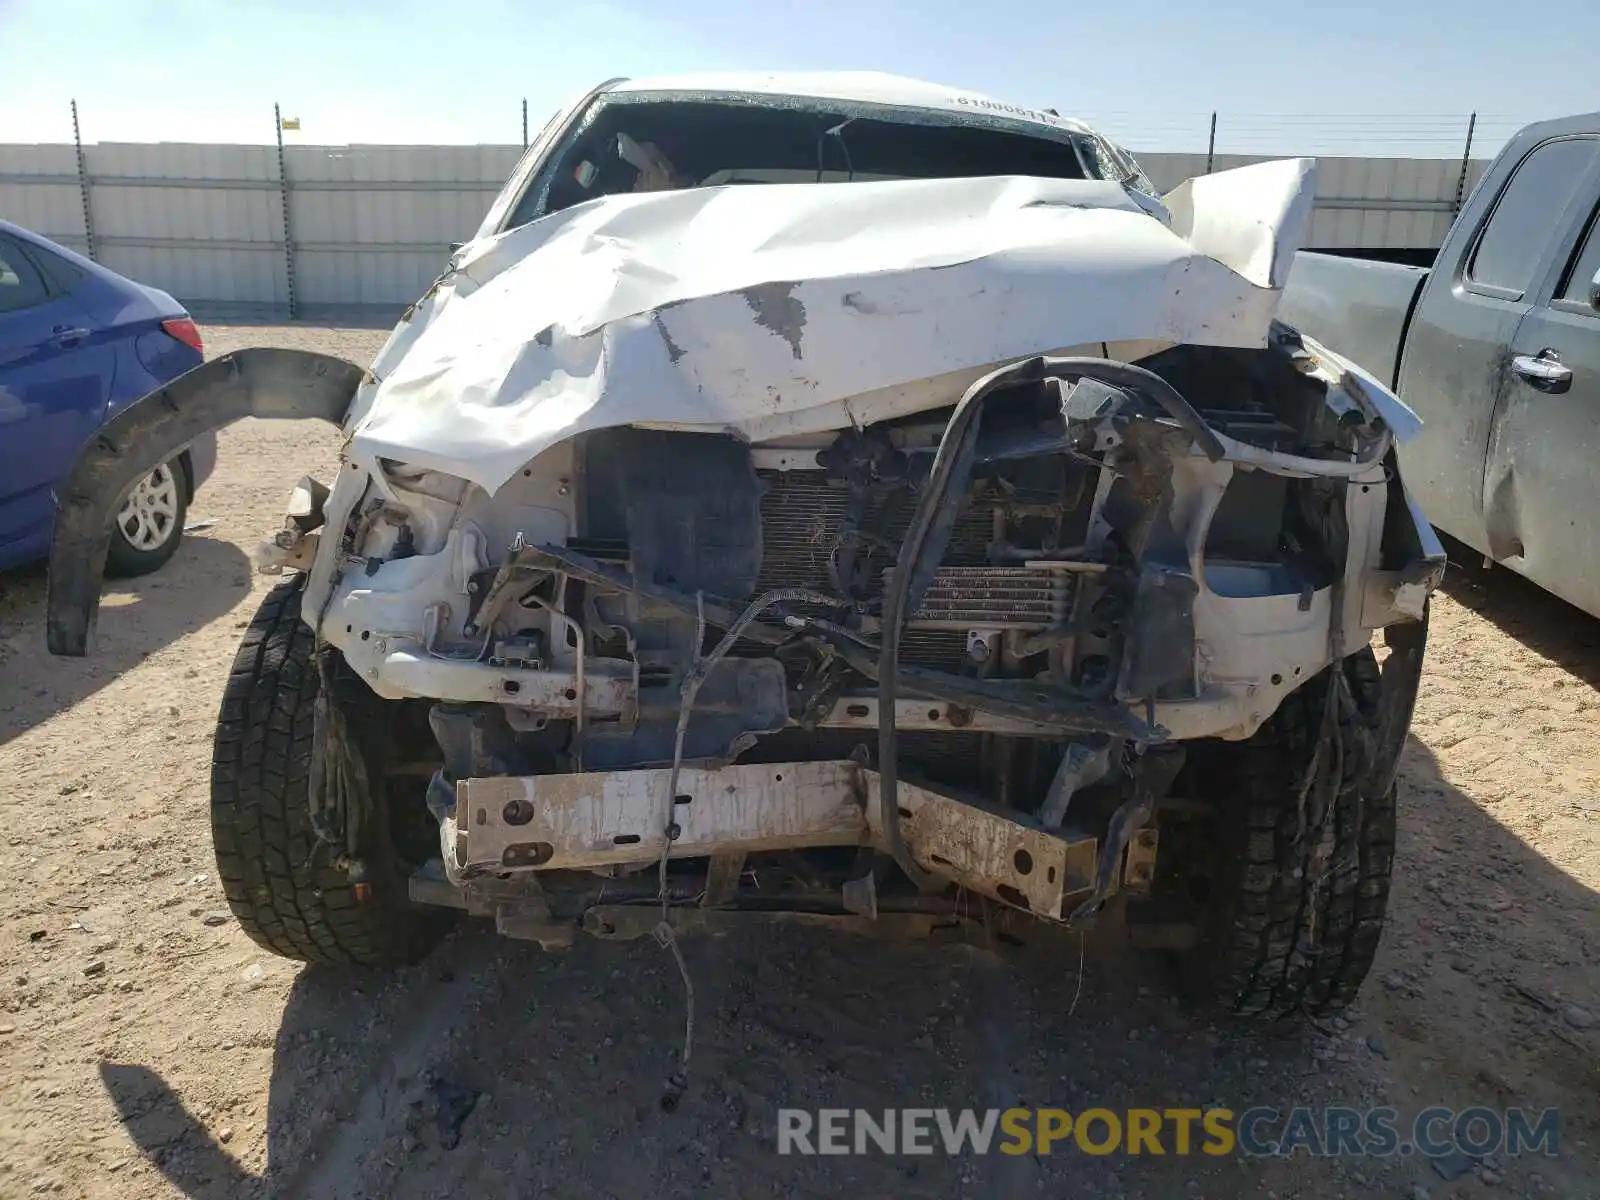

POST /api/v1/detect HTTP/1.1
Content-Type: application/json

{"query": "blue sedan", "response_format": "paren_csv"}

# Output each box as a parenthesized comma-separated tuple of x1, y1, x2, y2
(0, 220, 216, 576)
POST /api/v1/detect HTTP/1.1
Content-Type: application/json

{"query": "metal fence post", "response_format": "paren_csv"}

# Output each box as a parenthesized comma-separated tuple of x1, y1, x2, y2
(1452, 112, 1478, 214)
(70, 100, 96, 261)
(274, 103, 298, 320)
(522, 98, 529, 148)
(1205, 112, 1217, 174)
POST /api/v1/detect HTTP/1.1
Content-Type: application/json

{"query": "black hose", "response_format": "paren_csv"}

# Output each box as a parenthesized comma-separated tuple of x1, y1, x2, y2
(46, 349, 363, 656)
(1071, 359, 1226, 462)
(876, 355, 1219, 890)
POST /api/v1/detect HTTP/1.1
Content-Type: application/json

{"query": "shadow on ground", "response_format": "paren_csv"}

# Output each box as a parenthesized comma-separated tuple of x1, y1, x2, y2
(96, 559, 1600, 1199)
(1436, 532, 1600, 688)
(98, 760, 1600, 1200)
(0, 537, 251, 747)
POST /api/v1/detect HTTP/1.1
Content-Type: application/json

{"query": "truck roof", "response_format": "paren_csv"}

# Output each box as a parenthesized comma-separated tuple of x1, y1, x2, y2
(1513, 111, 1600, 143)
(602, 71, 1093, 138)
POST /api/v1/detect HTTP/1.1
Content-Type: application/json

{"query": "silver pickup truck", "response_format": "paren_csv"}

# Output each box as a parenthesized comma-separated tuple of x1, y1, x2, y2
(1282, 113, 1600, 617)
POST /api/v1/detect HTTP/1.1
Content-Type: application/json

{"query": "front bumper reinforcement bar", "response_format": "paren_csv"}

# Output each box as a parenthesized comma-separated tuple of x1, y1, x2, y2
(443, 760, 1103, 924)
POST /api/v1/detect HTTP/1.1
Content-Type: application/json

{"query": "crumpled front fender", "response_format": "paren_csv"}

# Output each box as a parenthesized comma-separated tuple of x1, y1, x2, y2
(46, 348, 363, 657)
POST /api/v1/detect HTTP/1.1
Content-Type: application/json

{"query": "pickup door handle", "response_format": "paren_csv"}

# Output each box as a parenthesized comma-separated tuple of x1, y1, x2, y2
(1511, 350, 1573, 394)
(51, 325, 91, 348)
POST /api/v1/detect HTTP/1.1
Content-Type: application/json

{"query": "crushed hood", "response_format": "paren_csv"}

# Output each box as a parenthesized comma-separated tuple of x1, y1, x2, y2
(349, 159, 1318, 494)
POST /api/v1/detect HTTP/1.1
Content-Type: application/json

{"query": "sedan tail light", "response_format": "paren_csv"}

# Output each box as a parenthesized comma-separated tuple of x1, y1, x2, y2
(161, 316, 204, 353)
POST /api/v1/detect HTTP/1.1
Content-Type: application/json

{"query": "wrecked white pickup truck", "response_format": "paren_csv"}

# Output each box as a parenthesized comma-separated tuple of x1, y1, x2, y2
(46, 73, 1441, 1020)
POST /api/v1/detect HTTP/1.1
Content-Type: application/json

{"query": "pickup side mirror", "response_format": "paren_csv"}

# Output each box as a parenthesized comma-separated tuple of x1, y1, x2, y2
(1589, 267, 1600, 314)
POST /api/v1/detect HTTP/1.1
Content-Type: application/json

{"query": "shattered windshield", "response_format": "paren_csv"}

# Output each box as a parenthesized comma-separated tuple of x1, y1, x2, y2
(1082, 134, 1157, 197)
(507, 94, 1126, 228)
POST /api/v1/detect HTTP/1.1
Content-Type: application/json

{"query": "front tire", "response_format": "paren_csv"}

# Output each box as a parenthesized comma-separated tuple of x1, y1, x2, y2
(1167, 619, 1425, 1019)
(105, 458, 186, 577)
(210, 576, 452, 965)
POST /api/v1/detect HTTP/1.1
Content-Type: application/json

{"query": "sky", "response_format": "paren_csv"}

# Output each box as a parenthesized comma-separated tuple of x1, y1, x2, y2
(1, 0, 1596, 159)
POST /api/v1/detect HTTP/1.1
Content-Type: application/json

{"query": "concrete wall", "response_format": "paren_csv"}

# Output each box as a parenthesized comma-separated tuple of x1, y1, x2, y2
(0, 141, 1487, 315)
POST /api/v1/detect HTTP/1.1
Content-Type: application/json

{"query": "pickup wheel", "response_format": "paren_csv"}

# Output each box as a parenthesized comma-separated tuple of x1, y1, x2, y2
(210, 575, 453, 966)
(1166, 615, 1427, 1019)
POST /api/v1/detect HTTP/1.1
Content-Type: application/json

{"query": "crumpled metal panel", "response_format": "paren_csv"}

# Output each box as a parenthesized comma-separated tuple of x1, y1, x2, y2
(881, 781, 1098, 919)
(345, 163, 1321, 495)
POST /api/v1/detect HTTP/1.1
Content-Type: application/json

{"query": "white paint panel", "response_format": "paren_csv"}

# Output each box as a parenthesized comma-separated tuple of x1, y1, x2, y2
(347, 169, 1315, 494)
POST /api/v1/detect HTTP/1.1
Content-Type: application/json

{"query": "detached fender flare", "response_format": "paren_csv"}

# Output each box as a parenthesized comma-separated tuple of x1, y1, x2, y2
(47, 348, 364, 657)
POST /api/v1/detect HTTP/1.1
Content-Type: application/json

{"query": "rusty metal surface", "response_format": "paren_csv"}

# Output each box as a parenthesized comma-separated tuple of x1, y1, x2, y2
(495, 905, 574, 950)
(866, 777, 1098, 920)
(381, 648, 636, 715)
(1122, 827, 1159, 892)
(452, 761, 869, 875)
(816, 696, 1056, 736)
(701, 853, 747, 908)
(447, 760, 1102, 925)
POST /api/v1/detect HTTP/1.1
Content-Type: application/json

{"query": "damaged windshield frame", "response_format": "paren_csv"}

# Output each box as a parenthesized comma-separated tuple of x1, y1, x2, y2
(495, 89, 1157, 233)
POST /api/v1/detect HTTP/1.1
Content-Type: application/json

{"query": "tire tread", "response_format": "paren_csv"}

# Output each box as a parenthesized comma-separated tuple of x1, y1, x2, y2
(1195, 648, 1396, 1019)
(210, 576, 448, 966)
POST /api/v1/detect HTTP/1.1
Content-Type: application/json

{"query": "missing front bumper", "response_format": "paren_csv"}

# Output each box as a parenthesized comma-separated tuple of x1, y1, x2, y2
(443, 761, 1101, 923)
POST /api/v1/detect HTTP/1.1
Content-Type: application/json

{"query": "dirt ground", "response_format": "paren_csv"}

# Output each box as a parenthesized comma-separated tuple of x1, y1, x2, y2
(0, 322, 1595, 1200)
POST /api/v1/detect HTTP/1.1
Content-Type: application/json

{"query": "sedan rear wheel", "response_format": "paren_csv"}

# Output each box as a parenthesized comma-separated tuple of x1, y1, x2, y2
(105, 458, 187, 577)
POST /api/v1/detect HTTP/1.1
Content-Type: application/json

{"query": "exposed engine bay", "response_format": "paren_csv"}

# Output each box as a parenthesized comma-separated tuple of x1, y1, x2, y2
(41, 79, 1443, 953)
(256, 327, 1438, 938)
